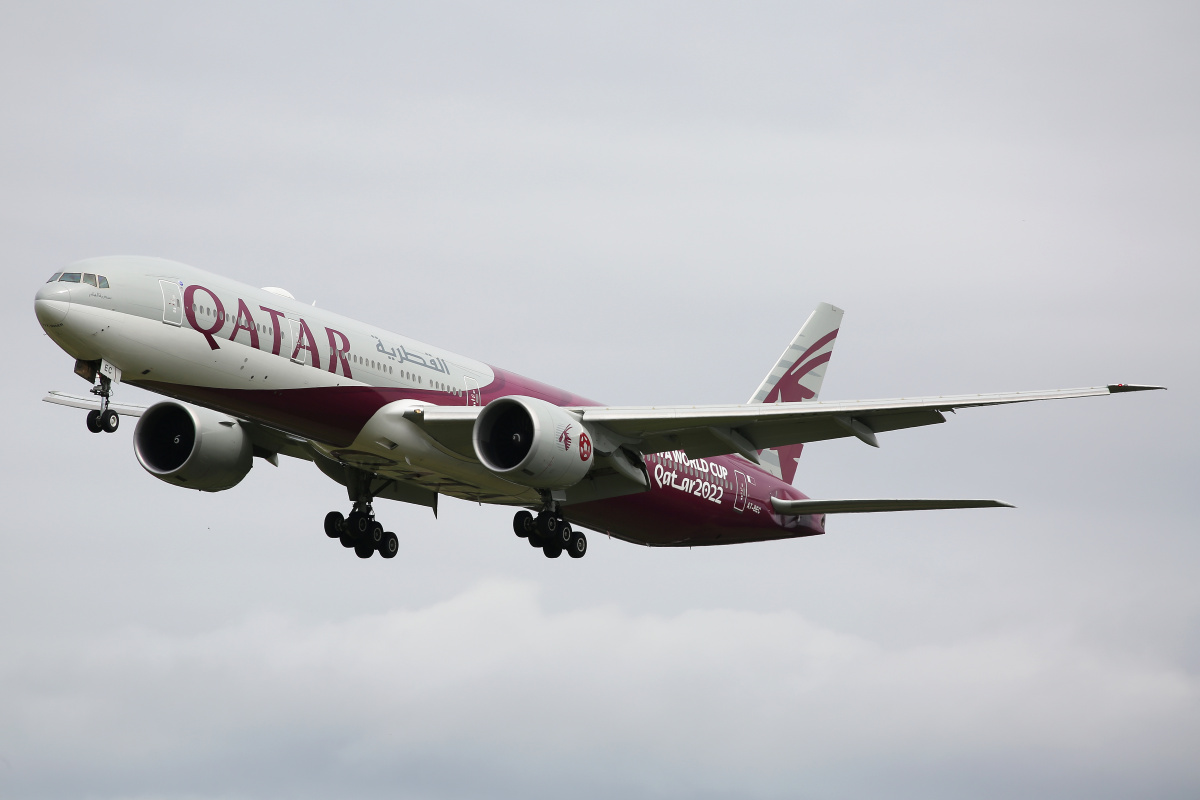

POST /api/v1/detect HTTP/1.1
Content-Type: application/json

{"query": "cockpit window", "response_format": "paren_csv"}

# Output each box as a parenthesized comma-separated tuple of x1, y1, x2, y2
(59, 273, 82, 283)
(47, 272, 62, 283)
(98, 275, 110, 288)
(83, 273, 98, 287)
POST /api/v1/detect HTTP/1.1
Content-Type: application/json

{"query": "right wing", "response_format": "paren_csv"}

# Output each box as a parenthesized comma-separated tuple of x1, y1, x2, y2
(575, 384, 1164, 461)
(411, 383, 1164, 464)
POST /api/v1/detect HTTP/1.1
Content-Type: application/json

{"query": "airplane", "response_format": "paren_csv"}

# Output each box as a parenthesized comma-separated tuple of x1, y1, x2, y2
(34, 256, 1162, 560)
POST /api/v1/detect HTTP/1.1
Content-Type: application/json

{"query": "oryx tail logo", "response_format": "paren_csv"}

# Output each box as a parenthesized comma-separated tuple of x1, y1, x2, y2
(764, 328, 839, 404)
(557, 424, 573, 451)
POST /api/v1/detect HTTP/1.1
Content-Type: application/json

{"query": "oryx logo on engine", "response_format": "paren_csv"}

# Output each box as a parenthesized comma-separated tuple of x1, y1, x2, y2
(556, 424, 573, 451)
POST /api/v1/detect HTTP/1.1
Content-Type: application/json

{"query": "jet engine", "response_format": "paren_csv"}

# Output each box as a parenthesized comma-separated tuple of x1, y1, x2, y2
(133, 401, 253, 491)
(473, 396, 594, 490)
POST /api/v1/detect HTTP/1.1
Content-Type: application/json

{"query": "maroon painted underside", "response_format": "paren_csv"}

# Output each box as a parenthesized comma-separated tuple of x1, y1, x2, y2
(133, 369, 824, 546)
(566, 491, 825, 548)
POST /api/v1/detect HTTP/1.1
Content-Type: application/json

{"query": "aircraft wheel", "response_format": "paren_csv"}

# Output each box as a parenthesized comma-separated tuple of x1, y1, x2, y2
(537, 513, 559, 538)
(339, 533, 356, 548)
(367, 520, 384, 547)
(100, 409, 119, 433)
(542, 543, 562, 559)
(528, 534, 544, 548)
(513, 510, 534, 538)
(557, 522, 574, 547)
(86, 410, 103, 433)
(379, 532, 399, 559)
(354, 543, 375, 559)
(567, 531, 587, 559)
(352, 513, 371, 536)
(324, 511, 344, 538)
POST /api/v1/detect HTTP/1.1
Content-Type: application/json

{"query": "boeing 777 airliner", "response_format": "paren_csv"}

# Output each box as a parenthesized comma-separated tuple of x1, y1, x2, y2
(34, 256, 1161, 560)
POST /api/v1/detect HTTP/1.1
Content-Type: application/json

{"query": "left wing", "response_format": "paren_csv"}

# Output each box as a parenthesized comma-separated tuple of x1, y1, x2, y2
(42, 391, 315, 464)
(411, 384, 1163, 463)
(43, 390, 149, 418)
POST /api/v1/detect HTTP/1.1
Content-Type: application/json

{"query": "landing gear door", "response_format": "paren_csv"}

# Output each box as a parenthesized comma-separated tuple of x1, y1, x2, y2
(465, 377, 481, 407)
(733, 469, 749, 512)
(159, 280, 183, 326)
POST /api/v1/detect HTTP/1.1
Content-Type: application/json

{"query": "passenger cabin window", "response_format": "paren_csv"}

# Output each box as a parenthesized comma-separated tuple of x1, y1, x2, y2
(83, 274, 98, 287)
(98, 275, 109, 288)
(59, 273, 81, 282)
(46, 272, 62, 283)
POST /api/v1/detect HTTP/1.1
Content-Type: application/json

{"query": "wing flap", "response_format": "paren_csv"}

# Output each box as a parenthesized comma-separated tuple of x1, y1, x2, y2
(771, 497, 1014, 514)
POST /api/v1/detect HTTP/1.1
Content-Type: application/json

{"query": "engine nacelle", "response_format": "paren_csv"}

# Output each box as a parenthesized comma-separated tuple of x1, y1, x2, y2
(133, 401, 253, 492)
(472, 396, 594, 490)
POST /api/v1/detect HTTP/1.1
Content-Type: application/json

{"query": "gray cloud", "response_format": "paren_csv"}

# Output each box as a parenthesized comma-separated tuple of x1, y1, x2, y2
(5, 581, 1197, 799)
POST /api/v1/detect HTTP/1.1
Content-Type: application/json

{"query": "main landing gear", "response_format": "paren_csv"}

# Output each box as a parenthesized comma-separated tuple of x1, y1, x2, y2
(86, 374, 119, 434)
(513, 509, 588, 559)
(324, 502, 399, 560)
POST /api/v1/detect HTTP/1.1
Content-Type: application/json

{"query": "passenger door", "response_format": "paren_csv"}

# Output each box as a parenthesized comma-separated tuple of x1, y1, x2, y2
(733, 469, 749, 513)
(159, 280, 183, 326)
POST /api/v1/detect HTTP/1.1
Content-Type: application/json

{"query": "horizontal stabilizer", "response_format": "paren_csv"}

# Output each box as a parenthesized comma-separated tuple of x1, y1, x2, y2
(770, 497, 1014, 515)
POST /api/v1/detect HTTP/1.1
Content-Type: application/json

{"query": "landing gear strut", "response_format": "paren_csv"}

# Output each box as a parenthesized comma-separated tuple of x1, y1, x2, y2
(86, 374, 119, 434)
(513, 506, 587, 560)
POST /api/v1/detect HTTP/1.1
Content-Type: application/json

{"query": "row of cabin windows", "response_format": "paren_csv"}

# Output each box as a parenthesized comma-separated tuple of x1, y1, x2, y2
(187, 300, 461, 395)
(342, 353, 460, 395)
(49, 272, 110, 288)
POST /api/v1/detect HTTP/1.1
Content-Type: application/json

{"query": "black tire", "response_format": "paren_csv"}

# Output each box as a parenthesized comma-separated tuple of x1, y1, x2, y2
(354, 514, 371, 536)
(513, 510, 534, 538)
(537, 513, 559, 537)
(100, 409, 119, 433)
(542, 544, 563, 558)
(324, 511, 344, 538)
(379, 532, 399, 558)
(558, 523, 574, 547)
(528, 534, 544, 548)
(354, 543, 374, 559)
(567, 531, 588, 558)
(339, 533, 356, 548)
(86, 410, 103, 433)
(367, 521, 384, 546)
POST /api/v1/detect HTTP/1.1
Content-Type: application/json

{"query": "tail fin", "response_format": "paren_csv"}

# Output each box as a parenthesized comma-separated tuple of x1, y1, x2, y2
(748, 302, 843, 484)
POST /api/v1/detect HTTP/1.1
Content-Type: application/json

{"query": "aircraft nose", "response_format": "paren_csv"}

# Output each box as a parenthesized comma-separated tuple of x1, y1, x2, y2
(34, 281, 71, 327)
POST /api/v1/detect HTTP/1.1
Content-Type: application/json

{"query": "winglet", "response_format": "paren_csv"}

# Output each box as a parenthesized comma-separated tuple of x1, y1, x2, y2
(1107, 384, 1166, 393)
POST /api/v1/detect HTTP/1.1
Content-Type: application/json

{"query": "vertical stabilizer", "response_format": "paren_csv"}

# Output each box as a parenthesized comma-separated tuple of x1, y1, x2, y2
(747, 302, 843, 484)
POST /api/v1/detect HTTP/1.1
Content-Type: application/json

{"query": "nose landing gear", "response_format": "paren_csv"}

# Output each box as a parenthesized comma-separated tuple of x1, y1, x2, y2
(85, 371, 120, 434)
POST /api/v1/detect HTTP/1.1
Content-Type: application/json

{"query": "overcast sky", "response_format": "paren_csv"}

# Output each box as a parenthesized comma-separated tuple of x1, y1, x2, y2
(2, 2, 1198, 798)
